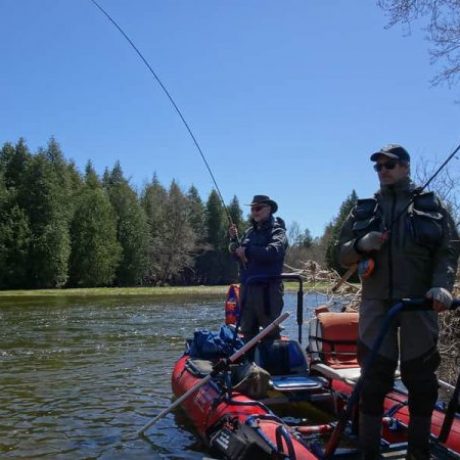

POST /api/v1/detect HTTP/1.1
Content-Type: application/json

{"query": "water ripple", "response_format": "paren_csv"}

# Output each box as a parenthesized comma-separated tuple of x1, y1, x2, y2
(0, 292, 328, 458)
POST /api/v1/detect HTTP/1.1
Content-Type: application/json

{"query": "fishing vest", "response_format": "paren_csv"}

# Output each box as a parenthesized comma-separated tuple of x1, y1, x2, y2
(351, 190, 444, 249)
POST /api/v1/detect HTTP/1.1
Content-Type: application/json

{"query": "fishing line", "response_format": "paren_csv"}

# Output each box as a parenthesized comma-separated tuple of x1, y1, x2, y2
(89, 0, 234, 225)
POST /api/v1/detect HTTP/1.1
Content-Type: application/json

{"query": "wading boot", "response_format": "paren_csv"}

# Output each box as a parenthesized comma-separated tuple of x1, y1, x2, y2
(405, 447, 431, 460)
(359, 413, 381, 460)
(406, 416, 432, 460)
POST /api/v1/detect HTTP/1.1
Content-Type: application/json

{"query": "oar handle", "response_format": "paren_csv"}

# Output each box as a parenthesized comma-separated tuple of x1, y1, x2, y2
(138, 311, 290, 436)
(226, 311, 289, 364)
(401, 298, 460, 310)
(331, 264, 357, 292)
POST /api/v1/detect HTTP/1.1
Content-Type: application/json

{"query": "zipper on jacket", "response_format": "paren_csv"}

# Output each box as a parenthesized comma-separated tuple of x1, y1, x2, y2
(388, 189, 397, 299)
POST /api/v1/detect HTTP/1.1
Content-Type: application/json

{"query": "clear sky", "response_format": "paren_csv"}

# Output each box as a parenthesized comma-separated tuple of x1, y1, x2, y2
(1, 0, 459, 237)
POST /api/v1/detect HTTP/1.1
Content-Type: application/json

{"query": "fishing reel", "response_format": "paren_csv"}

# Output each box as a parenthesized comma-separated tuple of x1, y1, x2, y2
(358, 258, 375, 279)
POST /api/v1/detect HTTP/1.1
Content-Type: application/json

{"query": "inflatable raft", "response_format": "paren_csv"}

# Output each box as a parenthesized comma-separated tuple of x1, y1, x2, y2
(168, 282, 460, 459)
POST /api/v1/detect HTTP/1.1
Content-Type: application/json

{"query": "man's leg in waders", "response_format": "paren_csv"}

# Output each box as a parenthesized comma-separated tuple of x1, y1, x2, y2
(400, 310, 440, 460)
(255, 281, 283, 340)
(358, 300, 399, 460)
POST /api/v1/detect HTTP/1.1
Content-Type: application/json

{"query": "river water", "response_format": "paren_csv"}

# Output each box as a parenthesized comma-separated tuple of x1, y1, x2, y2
(0, 292, 331, 459)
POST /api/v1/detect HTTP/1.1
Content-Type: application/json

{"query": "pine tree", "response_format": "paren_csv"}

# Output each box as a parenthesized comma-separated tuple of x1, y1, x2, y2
(0, 200, 32, 288)
(0, 172, 32, 288)
(159, 181, 196, 283)
(186, 186, 207, 283)
(224, 195, 245, 282)
(228, 195, 245, 236)
(198, 189, 229, 284)
(325, 190, 358, 274)
(187, 186, 206, 238)
(69, 167, 121, 287)
(2, 138, 31, 191)
(206, 189, 225, 249)
(0, 142, 16, 174)
(21, 150, 71, 288)
(105, 162, 149, 286)
(141, 174, 168, 284)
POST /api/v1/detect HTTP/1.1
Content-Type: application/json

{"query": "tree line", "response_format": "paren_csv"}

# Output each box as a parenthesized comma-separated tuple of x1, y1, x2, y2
(4, 137, 458, 291)
(0, 137, 361, 290)
(0, 138, 250, 289)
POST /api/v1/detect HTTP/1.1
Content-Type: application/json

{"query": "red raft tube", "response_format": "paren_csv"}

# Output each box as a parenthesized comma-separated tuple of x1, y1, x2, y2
(171, 344, 328, 460)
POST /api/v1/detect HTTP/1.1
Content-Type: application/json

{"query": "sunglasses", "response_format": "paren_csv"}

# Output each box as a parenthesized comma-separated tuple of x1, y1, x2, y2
(374, 160, 398, 172)
(251, 205, 268, 212)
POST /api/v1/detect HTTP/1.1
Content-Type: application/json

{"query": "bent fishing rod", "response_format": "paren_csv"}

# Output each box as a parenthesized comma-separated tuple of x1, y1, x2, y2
(88, 0, 234, 227)
(332, 141, 460, 292)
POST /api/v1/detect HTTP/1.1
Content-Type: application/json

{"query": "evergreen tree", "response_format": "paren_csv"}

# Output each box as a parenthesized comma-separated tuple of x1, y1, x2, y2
(206, 189, 225, 249)
(0, 205, 32, 289)
(0, 142, 31, 289)
(159, 181, 196, 283)
(21, 150, 71, 288)
(102, 167, 111, 188)
(228, 195, 245, 236)
(225, 195, 245, 281)
(187, 186, 206, 238)
(185, 186, 207, 283)
(105, 162, 149, 286)
(0, 172, 32, 288)
(198, 189, 230, 284)
(45, 137, 76, 221)
(2, 138, 31, 190)
(0, 142, 15, 174)
(325, 190, 358, 274)
(84, 160, 100, 188)
(141, 174, 168, 283)
(69, 168, 121, 287)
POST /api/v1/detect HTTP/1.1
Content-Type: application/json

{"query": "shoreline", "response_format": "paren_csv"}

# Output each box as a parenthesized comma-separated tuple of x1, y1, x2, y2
(0, 281, 333, 299)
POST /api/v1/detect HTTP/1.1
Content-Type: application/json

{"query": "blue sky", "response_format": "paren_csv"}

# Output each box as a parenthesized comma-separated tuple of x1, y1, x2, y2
(1, 0, 459, 237)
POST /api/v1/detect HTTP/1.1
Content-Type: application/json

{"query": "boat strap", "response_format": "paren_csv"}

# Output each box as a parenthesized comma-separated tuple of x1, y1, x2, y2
(275, 425, 296, 459)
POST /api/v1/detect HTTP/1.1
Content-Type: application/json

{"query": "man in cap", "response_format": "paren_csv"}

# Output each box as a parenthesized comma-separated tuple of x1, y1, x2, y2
(337, 145, 459, 459)
(229, 195, 288, 340)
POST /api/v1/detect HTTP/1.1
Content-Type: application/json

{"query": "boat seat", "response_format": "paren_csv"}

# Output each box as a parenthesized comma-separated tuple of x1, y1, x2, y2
(311, 362, 362, 385)
(308, 311, 360, 369)
(255, 339, 325, 392)
(311, 362, 401, 386)
(270, 375, 324, 392)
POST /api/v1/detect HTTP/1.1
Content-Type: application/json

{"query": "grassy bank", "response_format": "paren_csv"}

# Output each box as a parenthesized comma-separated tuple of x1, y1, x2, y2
(0, 285, 228, 299)
(0, 281, 332, 299)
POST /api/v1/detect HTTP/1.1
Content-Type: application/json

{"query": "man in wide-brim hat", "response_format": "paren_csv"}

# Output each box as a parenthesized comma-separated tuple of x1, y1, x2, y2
(228, 194, 288, 340)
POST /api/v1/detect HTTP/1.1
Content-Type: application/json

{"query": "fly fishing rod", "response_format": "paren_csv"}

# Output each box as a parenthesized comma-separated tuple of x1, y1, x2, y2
(88, 0, 234, 227)
(332, 141, 460, 291)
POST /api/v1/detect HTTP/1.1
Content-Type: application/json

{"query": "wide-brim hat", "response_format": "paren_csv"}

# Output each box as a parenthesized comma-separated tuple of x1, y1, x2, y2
(246, 195, 278, 213)
(370, 144, 410, 162)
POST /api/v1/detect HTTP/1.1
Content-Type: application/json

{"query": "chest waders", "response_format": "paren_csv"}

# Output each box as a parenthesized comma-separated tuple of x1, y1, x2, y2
(323, 298, 460, 459)
(231, 274, 304, 349)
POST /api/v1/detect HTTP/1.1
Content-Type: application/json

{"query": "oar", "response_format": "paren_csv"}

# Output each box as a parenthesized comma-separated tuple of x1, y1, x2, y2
(137, 311, 290, 436)
(438, 369, 460, 443)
